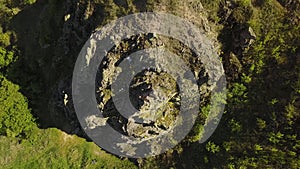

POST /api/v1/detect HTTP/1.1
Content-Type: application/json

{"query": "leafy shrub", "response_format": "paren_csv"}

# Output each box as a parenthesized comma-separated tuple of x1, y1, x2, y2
(23, 0, 36, 5)
(206, 141, 220, 153)
(0, 74, 37, 138)
(0, 47, 15, 69)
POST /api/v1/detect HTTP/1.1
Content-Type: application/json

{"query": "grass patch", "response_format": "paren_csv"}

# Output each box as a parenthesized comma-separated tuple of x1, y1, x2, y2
(0, 128, 137, 169)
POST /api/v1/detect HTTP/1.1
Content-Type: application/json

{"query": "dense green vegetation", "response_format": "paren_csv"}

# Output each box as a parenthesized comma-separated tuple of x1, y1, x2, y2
(142, 0, 300, 168)
(0, 0, 299, 168)
(169, 0, 300, 168)
(0, 1, 37, 139)
(0, 74, 37, 138)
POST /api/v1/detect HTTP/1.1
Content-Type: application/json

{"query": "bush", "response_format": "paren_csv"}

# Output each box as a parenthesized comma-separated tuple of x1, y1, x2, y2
(0, 47, 15, 69)
(23, 0, 36, 5)
(0, 74, 37, 138)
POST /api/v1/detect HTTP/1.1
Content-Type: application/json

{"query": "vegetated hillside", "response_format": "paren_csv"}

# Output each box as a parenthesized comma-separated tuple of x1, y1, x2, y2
(0, 0, 299, 168)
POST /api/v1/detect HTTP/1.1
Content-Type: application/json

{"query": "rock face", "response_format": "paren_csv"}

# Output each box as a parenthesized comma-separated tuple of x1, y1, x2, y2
(218, 1, 257, 81)
(13, 0, 223, 152)
(11, 0, 104, 134)
(95, 34, 206, 140)
(70, 7, 227, 157)
(232, 25, 256, 56)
